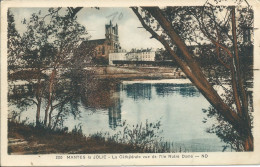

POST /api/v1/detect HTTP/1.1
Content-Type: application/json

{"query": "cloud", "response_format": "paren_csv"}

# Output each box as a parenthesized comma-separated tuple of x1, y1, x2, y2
(11, 7, 163, 51)
(77, 7, 163, 51)
(119, 18, 163, 50)
(78, 14, 107, 40)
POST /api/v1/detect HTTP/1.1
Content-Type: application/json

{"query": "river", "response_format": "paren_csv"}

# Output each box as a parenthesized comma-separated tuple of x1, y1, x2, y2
(8, 77, 229, 152)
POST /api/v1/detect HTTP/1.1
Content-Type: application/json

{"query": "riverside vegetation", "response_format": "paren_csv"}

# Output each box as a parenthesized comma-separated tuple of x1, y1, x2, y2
(8, 119, 187, 154)
(7, 3, 254, 153)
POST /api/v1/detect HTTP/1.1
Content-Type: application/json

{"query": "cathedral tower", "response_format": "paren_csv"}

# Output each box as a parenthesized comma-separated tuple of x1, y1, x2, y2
(105, 20, 120, 52)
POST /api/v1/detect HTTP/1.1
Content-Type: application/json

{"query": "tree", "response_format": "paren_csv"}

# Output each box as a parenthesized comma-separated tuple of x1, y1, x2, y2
(8, 9, 44, 126)
(48, 74, 82, 129)
(7, 9, 23, 70)
(130, 3, 253, 151)
(65, 3, 253, 151)
(155, 49, 172, 61)
(20, 8, 89, 127)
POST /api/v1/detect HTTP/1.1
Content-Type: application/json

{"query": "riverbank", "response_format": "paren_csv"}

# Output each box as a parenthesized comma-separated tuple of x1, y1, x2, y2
(8, 121, 145, 154)
(84, 66, 186, 80)
(9, 66, 186, 81)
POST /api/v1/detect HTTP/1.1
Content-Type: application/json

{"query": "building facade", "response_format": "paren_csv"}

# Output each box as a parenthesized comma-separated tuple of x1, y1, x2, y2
(109, 50, 156, 65)
(126, 50, 156, 61)
(109, 52, 127, 65)
(80, 21, 122, 64)
(80, 21, 156, 65)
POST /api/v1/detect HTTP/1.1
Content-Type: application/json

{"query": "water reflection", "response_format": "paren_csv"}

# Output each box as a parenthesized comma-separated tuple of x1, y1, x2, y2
(8, 78, 208, 132)
(79, 82, 201, 130)
(122, 83, 152, 100)
(80, 79, 120, 110)
(8, 75, 225, 152)
(154, 83, 200, 97)
(108, 96, 122, 129)
(79, 78, 123, 129)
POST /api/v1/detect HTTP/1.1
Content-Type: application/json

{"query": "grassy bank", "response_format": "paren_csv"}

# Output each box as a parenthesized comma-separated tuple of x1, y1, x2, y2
(8, 121, 145, 154)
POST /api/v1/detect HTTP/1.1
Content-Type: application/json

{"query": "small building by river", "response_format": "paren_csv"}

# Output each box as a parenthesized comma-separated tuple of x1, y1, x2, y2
(109, 49, 156, 65)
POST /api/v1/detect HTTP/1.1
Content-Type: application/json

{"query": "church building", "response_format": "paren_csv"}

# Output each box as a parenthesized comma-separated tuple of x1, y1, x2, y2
(80, 20, 121, 64)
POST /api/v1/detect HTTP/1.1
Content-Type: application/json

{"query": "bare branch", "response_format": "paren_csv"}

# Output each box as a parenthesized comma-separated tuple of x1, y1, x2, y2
(137, 7, 251, 138)
(231, 7, 250, 130)
(68, 7, 83, 18)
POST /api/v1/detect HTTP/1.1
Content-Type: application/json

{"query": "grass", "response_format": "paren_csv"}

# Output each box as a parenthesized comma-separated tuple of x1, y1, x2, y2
(8, 121, 145, 154)
(8, 120, 184, 154)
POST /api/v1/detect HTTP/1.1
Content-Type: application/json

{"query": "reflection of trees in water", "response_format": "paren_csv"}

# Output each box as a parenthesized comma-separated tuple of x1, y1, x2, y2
(122, 83, 199, 100)
(108, 97, 122, 130)
(154, 84, 200, 97)
(122, 84, 152, 100)
(80, 79, 120, 110)
(9, 74, 125, 130)
(80, 78, 122, 129)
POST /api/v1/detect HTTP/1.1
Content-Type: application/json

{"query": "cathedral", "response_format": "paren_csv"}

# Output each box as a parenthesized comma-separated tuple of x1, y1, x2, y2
(80, 20, 121, 64)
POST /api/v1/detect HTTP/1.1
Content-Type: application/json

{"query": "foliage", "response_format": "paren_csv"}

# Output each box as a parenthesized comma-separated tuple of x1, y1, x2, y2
(20, 8, 89, 69)
(90, 120, 164, 151)
(7, 3, 254, 152)
(89, 120, 192, 153)
(155, 49, 172, 61)
(7, 9, 24, 69)
(49, 74, 82, 129)
(8, 7, 89, 128)
(8, 120, 158, 154)
(131, 1, 253, 151)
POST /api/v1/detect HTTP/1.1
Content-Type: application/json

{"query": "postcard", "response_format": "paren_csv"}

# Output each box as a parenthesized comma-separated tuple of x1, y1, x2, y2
(1, 0, 260, 166)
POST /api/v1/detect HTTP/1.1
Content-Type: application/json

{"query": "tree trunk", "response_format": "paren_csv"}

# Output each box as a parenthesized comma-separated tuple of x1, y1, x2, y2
(48, 103, 54, 128)
(44, 69, 56, 126)
(231, 7, 250, 126)
(36, 69, 42, 127)
(140, 7, 253, 151)
(52, 106, 64, 130)
(36, 99, 41, 127)
(243, 133, 254, 151)
(230, 7, 253, 151)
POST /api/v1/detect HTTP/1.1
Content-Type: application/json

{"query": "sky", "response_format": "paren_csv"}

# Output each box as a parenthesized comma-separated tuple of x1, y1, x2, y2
(10, 7, 163, 51)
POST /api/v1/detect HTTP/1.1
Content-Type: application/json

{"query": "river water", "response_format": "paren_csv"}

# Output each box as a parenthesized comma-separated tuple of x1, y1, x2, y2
(8, 78, 228, 152)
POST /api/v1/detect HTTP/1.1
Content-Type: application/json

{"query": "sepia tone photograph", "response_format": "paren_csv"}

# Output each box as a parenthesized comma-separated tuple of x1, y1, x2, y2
(1, 0, 260, 166)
